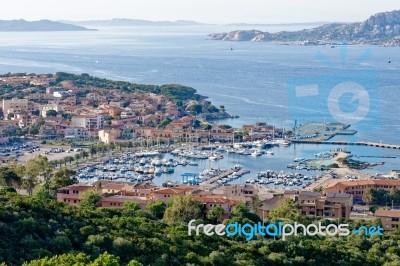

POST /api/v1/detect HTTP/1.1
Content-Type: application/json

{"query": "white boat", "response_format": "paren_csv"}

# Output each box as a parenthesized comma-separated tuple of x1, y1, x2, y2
(266, 150, 274, 155)
(208, 156, 217, 161)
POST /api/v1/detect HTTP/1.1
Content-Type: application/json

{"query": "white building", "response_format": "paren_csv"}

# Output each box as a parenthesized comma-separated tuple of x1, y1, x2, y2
(41, 104, 61, 117)
(71, 115, 104, 131)
(53, 91, 70, 98)
(65, 127, 87, 139)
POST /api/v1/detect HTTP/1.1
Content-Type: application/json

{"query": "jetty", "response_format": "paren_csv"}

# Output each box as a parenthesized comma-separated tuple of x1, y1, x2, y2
(202, 169, 236, 186)
(199, 168, 250, 190)
(292, 140, 400, 150)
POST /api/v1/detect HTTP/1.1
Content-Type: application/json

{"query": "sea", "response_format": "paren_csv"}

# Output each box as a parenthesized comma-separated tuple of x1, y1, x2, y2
(0, 25, 399, 178)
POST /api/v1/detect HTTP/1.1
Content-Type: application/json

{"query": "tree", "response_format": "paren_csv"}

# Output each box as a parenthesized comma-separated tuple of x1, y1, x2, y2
(79, 190, 101, 209)
(187, 104, 202, 114)
(23, 157, 44, 195)
(207, 105, 219, 113)
(147, 200, 166, 219)
(158, 118, 172, 128)
(50, 168, 76, 191)
(230, 202, 261, 223)
(74, 153, 81, 164)
(0, 167, 22, 189)
(46, 110, 58, 117)
(251, 195, 262, 212)
(363, 187, 373, 206)
(124, 201, 141, 211)
(204, 124, 212, 130)
(269, 198, 300, 220)
(207, 205, 225, 223)
(90, 146, 97, 158)
(192, 119, 201, 129)
(219, 105, 225, 112)
(163, 196, 203, 224)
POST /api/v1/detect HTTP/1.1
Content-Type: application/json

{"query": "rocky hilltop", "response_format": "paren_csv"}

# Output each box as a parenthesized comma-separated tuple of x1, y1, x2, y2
(207, 10, 400, 46)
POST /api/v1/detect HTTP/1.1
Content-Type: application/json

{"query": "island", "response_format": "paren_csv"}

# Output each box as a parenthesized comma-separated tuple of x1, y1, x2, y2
(63, 18, 206, 27)
(207, 10, 400, 46)
(0, 19, 95, 31)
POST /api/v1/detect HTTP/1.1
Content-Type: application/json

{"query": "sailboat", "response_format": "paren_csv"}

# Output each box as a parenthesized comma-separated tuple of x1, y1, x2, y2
(230, 45, 234, 51)
(388, 57, 391, 64)
(95, 56, 99, 64)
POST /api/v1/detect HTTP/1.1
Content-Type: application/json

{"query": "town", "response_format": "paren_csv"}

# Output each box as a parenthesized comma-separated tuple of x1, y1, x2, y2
(1, 72, 400, 235)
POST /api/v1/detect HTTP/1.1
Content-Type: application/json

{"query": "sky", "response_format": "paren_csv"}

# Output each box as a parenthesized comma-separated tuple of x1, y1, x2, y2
(0, 0, 399, 24)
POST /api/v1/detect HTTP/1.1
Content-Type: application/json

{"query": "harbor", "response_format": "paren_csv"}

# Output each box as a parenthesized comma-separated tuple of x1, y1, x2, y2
(74, 138, 400, 190)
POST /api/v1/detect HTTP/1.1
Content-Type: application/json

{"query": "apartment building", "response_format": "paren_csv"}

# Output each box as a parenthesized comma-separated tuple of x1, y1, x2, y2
(324, 180, 400, 201)
(41, 103, 61, 117)
(98, 129, 121, 144)
(64, 127, 87, 139)
(56, 184, 94, 206)
(2, 99, 29, 119)
(71, 115, 104, 131)
(374, 209, 400, 231)
(298, 192, 353, 219)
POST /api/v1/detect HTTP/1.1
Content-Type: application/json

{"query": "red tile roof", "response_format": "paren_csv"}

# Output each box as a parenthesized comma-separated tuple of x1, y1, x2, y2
(375, 209, 400, 218)
(193, 197, 234, 204)
(325, 180, 400, 190)
(58, 184, 94, 191)
(153, 188, 187, 195)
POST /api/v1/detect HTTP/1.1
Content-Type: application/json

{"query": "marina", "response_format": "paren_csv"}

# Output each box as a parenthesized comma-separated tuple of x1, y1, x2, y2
(74, 139, 400, 188)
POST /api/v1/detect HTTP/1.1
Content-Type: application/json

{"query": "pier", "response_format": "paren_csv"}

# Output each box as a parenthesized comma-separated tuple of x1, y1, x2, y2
(199, 168, 250, 190)
(292, 140, 400, 150)
(202, 169, 236, 186)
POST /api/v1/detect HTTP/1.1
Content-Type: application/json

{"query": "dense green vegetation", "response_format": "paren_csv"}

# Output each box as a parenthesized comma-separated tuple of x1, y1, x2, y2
(0, 188, 400, 265)
(363, 187, 400, 207)
(55, 72, 201, 101)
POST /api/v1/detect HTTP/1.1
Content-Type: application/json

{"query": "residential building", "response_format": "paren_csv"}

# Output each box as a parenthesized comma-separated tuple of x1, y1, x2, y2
(2, 99, 29, 119)
(298, 192, 353, 219)
(101, 195, 148, 209)
(56, 184, 94, 206)
(151, 188, 188, 203)
(65, 127, 87, 139)
(374, 209, 400, 231)
(108, 107, 122, 118)
(324, 180, 400, 201)
(98, 129, 121, 144)
(71, 115, 104, 131)
(391, 170, 400, 179)
(194, 196, 237, 217)
(53, 91, 70, 98)
(41, 103, 61, 117)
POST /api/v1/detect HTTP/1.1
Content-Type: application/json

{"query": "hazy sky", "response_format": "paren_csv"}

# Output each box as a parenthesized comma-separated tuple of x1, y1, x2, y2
(0, 0, 398, 23)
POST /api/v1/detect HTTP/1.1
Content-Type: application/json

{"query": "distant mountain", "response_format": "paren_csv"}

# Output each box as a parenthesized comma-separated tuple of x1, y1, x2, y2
(64, 19, 206, 27)
(223, 22, 329, 27)
(0, 19, 94, 31)
(208, 10, 400, 46)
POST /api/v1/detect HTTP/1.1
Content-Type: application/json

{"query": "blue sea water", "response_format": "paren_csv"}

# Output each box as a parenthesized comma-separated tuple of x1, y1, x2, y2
(0, 25, 399, 174)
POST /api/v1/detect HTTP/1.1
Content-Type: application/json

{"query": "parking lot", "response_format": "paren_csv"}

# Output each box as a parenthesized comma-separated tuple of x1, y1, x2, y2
(0, 142, 84, 163)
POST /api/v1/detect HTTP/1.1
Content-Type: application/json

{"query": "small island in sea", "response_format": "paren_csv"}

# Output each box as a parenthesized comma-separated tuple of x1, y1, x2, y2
(0, 19, 95, 31)
(207, 10, 400, 46)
